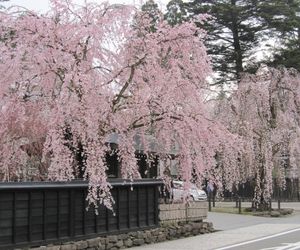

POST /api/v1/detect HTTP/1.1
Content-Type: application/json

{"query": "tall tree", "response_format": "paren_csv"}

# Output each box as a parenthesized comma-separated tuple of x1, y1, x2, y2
(140, 0, 162, 32)
(259, 0, 300, 71)
(181, 0, 264, 85)
(164, 0, 188, 26)
(0, 0, 240, 208)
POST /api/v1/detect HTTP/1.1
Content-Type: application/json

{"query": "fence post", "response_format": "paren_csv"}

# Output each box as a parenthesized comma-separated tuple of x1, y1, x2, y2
(269, 199, 272, 212)
(238, 198, 242, 214)
(208, 193, 212, 212)
(297, 178, 300, 201)
(185, 203, 188, 223)
(278, 199, 281, 210)
(235, 196, 239, 208)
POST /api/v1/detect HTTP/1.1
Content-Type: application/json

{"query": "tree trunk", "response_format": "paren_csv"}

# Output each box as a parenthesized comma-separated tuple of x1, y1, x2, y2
(254, 140, 270, 211)
(230, 0, 244, 80)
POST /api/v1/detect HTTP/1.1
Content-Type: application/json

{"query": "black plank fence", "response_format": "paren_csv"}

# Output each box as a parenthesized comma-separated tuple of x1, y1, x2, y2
(223, 178, 300, 201)
(272, 178, 300, 201)
(0, 179, 162, 249)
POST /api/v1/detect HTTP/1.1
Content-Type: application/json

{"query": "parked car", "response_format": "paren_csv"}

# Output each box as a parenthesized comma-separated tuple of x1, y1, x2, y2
(172, 180, 207, 201)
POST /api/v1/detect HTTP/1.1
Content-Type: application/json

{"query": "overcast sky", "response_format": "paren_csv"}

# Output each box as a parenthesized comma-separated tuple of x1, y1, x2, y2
(3, 0, 169, 13)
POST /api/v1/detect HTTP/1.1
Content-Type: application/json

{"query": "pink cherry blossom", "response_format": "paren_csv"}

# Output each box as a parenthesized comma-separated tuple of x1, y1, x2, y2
(0, 0, 241, 208)
(217, 67, 300, 208)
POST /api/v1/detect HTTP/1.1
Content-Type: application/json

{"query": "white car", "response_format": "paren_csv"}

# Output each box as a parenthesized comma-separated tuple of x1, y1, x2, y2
(172, 180, 207, 201)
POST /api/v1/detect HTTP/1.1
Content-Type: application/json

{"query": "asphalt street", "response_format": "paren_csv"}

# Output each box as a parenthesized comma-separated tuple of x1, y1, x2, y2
(216, 228, 300, 250)
(207, 210, 300, 231)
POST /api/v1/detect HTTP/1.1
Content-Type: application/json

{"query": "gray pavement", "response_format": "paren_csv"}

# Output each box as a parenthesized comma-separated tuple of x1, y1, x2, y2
(223, 228, 300, 250)
(133, 202, 300, 250)
(209, 201, 300, 230)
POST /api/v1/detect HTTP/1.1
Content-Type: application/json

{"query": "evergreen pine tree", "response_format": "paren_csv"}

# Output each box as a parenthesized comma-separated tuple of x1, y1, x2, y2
(185, 0, 263, 85)
(140, 0, 162, 32)
(164, 0, 188, 26)
(259, 0, 300, 70)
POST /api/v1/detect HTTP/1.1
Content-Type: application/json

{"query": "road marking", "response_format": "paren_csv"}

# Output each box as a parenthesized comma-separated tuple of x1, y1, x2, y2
(261, 241, 300, 250)
(215, 227, 300, 250)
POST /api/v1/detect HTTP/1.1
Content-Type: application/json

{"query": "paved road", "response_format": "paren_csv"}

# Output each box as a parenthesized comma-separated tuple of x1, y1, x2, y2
(133, 202, 300, 250)
(217, 228, 300, 250)
(208, 210, 300, 231)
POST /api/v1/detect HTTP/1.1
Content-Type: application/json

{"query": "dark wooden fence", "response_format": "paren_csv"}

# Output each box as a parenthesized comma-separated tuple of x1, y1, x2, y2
(223, 178, 300, 201)
(0, 179, 162, 250)
(272, 178, 300, 201)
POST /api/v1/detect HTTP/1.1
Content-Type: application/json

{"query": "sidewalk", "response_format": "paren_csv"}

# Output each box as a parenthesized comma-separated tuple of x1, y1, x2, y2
(132, 223, 300, 250)
(209, 201, 300, 230)
(132, 202, 300, 250)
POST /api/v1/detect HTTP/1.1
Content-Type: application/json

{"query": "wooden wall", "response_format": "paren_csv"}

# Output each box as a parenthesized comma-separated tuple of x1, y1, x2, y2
(0, 179, 162, 249)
